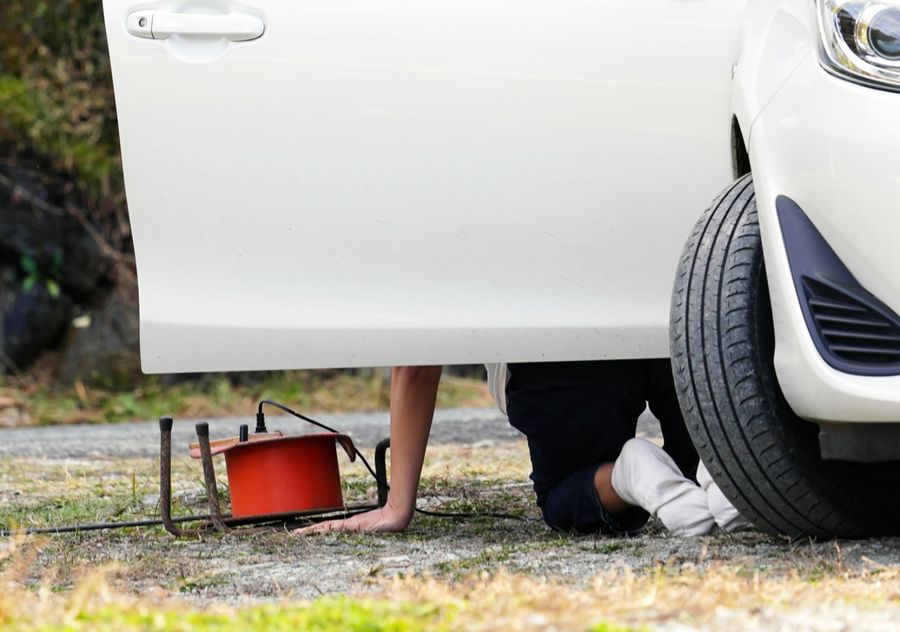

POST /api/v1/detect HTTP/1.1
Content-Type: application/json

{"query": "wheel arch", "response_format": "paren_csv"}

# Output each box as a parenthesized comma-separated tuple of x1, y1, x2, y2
(732, 116, 751, 180)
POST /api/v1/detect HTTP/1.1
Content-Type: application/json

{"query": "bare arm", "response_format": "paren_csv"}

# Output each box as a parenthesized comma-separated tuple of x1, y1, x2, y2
(295, 365, 442, 533)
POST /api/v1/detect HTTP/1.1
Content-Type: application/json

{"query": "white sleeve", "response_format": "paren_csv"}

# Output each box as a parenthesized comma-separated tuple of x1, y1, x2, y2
(485, 363, 509, 416)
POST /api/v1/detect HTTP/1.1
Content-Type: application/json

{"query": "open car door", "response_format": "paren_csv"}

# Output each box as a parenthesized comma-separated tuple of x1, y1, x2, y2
(102, 0, 743, 372)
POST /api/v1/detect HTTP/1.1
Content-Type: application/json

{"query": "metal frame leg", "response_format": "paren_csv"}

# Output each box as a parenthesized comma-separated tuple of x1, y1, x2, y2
(195, 422, 232, 534)
(159, 416, 203, 537)
(375, 438, 390, 508)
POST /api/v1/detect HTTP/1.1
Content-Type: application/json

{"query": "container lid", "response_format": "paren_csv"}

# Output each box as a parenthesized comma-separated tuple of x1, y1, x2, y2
(189, 432, 356, 461)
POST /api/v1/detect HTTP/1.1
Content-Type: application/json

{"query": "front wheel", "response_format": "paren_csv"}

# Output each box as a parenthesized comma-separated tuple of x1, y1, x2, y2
(670, 175, 900, 538)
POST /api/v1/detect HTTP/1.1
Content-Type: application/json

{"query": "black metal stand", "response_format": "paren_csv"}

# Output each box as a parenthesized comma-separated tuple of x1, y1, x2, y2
(375, 438, 391, 508)
(159, 416, 206, 537)
(158, 416, 390, 537)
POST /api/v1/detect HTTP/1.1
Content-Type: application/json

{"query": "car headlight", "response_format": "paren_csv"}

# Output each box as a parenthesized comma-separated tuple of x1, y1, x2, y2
(817, 0, 900, 90)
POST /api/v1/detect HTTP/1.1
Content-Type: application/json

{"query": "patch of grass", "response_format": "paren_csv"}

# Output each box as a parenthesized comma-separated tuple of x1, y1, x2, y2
(419, 443, 532, 482)
(0, 457, 211, 532)
(418, 495, 528, 519)
(587, 541, 629, 555)
(341, 476, 379, 506)
(1, 496, 134, 532)
(178, 573, 229, 595)
(434, 546, 515, 577)
(0, 565, 655, 632)
(1, 575, 456, 631)
(5, 544, 899, 631)
(0, 1, 123, 209)
(0, 371, 492, 426)
(92, 598, 451, 631)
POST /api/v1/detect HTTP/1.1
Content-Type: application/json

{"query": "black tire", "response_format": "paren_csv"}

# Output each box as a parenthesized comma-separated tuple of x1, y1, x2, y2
(670, 174, 900, 538)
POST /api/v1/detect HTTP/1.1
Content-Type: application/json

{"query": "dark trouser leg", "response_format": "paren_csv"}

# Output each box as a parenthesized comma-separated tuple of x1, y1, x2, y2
(636, 359, 699, 480)
(506, 361, 649, 534)
(538, 462, 649, 534)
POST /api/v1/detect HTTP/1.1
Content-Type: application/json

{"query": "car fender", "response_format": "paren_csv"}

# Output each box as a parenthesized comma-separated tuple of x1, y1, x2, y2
(731, 0, 816, 145)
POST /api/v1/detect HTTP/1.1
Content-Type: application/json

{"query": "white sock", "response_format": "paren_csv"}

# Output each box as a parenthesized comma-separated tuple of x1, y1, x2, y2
(696, 461, 751, 532)
(611, 438, 715, 536)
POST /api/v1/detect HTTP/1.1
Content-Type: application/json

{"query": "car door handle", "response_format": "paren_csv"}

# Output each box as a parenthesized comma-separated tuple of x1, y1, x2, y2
(126, 11, 265, 42)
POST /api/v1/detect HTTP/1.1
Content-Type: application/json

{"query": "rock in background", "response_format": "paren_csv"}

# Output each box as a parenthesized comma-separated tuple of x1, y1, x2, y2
(58, 289, 140, 388)
(0, 158, 139, 384)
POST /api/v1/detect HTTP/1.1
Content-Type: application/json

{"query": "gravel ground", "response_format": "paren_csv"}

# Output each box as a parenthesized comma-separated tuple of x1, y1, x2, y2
(0, 407, 665, 459)
(2, 409, 899, 630)
(0, 407, 537, 458)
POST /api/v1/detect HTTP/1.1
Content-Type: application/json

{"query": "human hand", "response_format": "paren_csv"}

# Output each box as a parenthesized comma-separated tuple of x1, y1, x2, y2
(292, 503, 412, 535)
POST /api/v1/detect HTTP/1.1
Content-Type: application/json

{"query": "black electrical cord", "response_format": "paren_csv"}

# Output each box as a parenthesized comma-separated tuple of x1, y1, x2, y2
(0, 514, 210, 537)
(258, 399, 529, 523)
(0, 506, 381, 537)
(413, 506, 529, 521)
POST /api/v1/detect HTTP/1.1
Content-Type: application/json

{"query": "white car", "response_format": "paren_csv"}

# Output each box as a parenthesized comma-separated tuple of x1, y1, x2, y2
(102, 0, 900, 537)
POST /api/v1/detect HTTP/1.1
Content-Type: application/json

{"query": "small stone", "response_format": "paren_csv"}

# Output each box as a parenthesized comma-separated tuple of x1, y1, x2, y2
(71, 315, 91, 329)
(524, 614, 550, 627)
(174, 488, 207, 506)
(378, 555, 411, 568)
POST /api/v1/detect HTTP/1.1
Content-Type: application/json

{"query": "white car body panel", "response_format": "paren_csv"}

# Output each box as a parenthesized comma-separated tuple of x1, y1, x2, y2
(103, 0, 744, 372)
(105, 0, 900, 426)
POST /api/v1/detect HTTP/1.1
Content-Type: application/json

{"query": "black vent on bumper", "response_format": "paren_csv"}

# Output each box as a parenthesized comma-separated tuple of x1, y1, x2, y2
(777, 196, 900, 376)
(802, 277, 900, 367)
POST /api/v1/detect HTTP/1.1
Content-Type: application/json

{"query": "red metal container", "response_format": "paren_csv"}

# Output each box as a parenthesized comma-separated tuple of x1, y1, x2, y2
(213, 433, 353, 519)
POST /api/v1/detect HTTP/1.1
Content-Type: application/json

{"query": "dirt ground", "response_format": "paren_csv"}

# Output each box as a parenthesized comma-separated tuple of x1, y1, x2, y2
(2, 409, 899, 630)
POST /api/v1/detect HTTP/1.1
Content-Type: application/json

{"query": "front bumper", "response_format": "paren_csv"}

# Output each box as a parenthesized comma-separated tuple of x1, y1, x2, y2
(750, 52, 900, 423)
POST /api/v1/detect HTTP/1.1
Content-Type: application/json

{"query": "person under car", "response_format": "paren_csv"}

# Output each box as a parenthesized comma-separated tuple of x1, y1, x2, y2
(295, 362, 749, 536)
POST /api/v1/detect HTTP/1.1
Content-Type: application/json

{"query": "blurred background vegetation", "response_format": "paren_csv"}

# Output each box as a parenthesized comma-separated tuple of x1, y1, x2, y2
(1, 1, 124, 223)
(0, 1, 488, 426)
